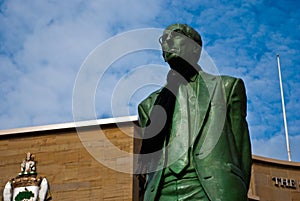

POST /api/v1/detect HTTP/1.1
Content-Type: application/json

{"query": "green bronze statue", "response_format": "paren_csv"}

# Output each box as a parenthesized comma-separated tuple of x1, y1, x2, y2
(137, 24, 252, 201)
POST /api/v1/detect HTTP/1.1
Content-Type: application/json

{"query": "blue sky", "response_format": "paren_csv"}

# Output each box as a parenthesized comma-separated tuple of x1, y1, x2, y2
(0, 0, 300, 162)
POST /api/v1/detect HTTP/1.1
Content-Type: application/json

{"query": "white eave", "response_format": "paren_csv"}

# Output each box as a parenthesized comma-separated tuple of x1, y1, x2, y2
(0, 115, 138, 136)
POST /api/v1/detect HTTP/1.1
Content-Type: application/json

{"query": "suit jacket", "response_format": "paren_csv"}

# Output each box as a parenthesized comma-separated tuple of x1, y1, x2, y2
(138, 70, 252, 201)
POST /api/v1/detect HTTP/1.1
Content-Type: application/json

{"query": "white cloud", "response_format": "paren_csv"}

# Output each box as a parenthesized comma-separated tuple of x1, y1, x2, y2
(252, 133, 300, 162)
(0, 0, 165, 128)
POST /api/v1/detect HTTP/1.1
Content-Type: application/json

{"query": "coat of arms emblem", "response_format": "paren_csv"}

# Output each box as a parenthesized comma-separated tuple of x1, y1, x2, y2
(3, 152, 51, 201)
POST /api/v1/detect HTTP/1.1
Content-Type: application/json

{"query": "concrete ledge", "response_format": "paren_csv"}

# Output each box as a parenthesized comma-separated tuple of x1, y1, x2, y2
(252, 154, 300, 168)
(0, 115, 138, 136)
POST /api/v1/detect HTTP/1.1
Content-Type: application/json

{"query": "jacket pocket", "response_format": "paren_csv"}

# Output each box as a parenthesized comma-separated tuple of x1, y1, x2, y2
(226, 163, 245, 181)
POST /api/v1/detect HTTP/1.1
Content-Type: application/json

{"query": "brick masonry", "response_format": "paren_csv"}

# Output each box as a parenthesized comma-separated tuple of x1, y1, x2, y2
(0, 122, 134, 201)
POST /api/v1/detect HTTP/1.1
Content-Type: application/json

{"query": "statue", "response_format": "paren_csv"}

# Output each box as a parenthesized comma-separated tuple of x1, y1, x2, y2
(20, 152, 36, 175)
(3, 153, 51, 201)
(137, 24, 252, 200)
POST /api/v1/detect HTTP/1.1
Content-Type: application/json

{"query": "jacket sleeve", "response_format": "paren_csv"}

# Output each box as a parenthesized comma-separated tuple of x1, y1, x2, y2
(137, 90, 161, 136)
(227, 78, 252, 188)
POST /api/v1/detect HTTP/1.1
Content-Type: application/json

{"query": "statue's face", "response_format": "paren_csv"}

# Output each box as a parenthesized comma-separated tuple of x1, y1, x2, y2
(26, 152, 31, 160)
(160, 27, 199, 67)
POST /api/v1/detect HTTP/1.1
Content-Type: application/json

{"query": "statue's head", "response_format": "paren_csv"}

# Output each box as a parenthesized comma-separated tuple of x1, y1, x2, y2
(160, 24, 202, 68)
(26, 152, 34, 161)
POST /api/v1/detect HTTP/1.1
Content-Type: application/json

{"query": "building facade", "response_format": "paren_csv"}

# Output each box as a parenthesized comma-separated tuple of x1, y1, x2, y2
(0, 117, 299, 201)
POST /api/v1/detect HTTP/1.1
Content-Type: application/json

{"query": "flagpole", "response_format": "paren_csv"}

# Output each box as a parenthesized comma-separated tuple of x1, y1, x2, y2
(276, 54, 292, 161)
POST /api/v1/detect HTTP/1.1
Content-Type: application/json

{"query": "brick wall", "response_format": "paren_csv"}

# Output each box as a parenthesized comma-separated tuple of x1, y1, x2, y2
(249, 156, 300, 201)
(0, 122, 134, 201)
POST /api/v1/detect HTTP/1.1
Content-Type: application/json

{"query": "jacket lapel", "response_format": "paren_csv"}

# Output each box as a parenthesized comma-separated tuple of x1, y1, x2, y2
(189, 71, 217, 144)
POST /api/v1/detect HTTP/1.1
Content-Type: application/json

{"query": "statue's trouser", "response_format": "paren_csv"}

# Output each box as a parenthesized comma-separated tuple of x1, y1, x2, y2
(156, 169, 210, 201)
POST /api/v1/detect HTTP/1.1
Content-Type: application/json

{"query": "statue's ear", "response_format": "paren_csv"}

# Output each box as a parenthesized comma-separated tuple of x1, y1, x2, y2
(193, 43, 201, 54)
(192, 44, 201, 63)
